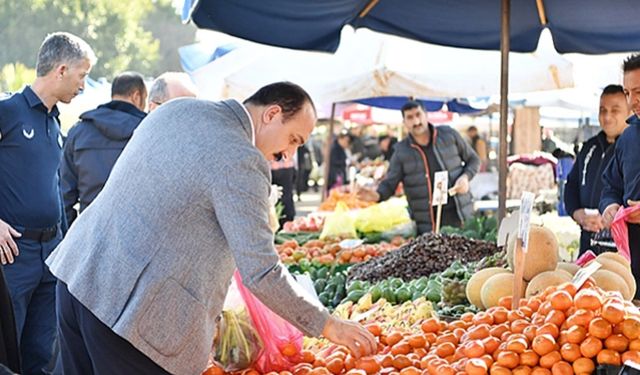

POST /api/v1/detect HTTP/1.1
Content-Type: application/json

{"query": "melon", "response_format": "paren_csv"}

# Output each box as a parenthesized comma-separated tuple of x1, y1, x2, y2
(525, 270, 573, 298)
(597, 252, 631, 270)
(507, 225, 559, 281)
(592, 269, 632, 300)
(466, 267, 510, 309)
(481, 273, 525, 309)
(594, 257, 636, 299)
(556, 262, 580, 276)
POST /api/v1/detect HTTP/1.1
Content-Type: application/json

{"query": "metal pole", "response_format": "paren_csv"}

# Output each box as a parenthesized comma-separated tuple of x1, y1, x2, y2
(498, 0, 510, 223)
(322, 103, 337, 200)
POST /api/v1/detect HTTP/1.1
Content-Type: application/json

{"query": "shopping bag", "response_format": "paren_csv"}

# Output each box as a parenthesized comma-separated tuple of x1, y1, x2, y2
(610, 205, 640, 262)
(355, 198, 411, 233)
(234, 271, 304, 373)
(212, 291, 263, 372)
(319, 202, 357, 240)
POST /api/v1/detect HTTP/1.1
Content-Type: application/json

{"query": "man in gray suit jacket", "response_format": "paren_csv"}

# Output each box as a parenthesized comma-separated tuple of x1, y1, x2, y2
(46, 82, 375, 375)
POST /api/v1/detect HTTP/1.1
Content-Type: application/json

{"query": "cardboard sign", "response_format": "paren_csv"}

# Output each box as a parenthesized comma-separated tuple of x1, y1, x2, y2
(572, 260, 602, 288)
(432, 171, 449, 206)
(518, 192, 535, 251)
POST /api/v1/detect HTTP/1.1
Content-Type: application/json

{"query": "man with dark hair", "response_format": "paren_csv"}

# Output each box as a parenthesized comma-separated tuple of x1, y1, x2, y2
(358, 100, 480, 233)
(147, 72, 197, 112)
(327, 131, 351, 189)
(564, 84, 630, 256)
(601, 54, 640, 298)
(61, 71, 147, 226)
(379, 134, 398, 161)
(0, 31, 94, 374)
(46, 82, 375, 374)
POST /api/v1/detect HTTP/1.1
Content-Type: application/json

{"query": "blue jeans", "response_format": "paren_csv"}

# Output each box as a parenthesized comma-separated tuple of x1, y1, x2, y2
(2, 231, 60, 375)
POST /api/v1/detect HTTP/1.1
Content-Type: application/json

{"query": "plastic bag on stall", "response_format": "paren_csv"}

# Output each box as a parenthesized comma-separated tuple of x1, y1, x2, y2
(609, 204, 640, 262)
(212, 281, 263, 373)
(381, 221, 417, 241)
(355, 198, 411, 233)
(320, 202, 357, 240)
(234, 271, 304, 373)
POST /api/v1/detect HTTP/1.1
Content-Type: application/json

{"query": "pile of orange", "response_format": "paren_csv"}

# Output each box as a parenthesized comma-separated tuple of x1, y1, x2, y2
(204, 279, 640, 375)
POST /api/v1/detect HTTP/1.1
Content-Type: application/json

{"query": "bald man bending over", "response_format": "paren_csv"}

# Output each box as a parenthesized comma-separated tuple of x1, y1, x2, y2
(147, 72, 198, 112)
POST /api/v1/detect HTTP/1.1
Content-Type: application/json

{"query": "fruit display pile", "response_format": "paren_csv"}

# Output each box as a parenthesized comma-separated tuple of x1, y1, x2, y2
(347, 233, 499, 283)
(277, 239, 403, 265)
(318, 190, 376, 211)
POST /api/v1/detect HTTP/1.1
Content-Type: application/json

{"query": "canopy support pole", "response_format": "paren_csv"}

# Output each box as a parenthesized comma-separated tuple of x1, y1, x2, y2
(498, 0, 510, 222)
(359, 0, 380, 18)
(322, 102, 337, 200)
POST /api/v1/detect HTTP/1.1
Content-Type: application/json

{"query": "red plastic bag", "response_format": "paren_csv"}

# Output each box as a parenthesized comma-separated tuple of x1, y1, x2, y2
(234, 271, 304, 373)
(610, 205, 640, 262)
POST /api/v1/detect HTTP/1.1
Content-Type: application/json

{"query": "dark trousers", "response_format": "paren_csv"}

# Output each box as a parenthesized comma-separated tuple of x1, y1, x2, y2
(2, 233, 60, 375)
(271, 167, 296, 225)
(0, 266, 20, 373)
(55, 282, 171, 375)
(630, 224, 640, 300)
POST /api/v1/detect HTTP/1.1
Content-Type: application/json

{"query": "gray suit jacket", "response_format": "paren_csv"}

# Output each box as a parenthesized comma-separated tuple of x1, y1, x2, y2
(46, 99, 329, 375)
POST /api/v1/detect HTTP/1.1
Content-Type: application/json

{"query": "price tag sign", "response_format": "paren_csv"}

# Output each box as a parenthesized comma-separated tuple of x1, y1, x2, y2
(518, 192, 535, 251)
(432, 171, 449, 206)
(572, 260, 602, 289)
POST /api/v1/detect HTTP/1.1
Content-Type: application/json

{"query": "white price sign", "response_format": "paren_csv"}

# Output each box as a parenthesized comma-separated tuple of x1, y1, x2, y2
(518, 192, 535, 251)
(432, 171, 449, 206)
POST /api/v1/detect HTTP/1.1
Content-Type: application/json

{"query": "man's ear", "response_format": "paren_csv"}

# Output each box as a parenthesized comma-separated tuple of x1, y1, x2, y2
(54, 64, 68, 79)
(262, 104, 282, 124)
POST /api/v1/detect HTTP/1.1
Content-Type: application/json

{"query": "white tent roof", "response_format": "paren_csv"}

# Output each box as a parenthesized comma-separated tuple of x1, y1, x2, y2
(190, 28, 575, 109)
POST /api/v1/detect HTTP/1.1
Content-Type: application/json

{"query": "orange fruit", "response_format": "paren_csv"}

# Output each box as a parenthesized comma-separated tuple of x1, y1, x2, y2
(532, 335, 556, 356)
(545, 310, 566, 327)
(528, 298, 543, 313)
(539, 302, 553, 316)
(597, 349, 622, 366)
(520, 350, 540, 367)
(622, 350, 640, 364)
(356, 357, 381, 374)
(574, 289, 602, 311)
(310, 368, 331, 375)
(466, 358, 489, 375)
(474, 312, 495, 326)
(399, 366, 421, 375)
(393, 355, 412, 370)
(483, 337, 502, 355)
(345, 355, 357, 370)
(566, 309, 595, 328)
(537, 323, 560, 339)
(605, 334, 629, 352)
(630, 339, 640, 351)
(326, 358, 345, 375)
(464, 340, 486, 359)
(436, 333, 458, 346)
(549, 291, 573, 311)
(203, 367, 224, 375)
(281, 343, 298, 357)
(386, 332, 404, 347)
(507, 338, 529, 354)
(557, 283, 578, 298)
(421, 318, 440, 334)
(550, 361, 572, 375)
(621, 317, 640, 340)
(539, 351, 562, 369)
(497, 351, 520, 369)
(491, 324, 510, 339)
(499, 296, 514, 310)
(469, 325, 492, 340)
(480, 354, 494, 369)
(392, 342, 412, 356)
(436, 364, 455, 375)
(588, 317, 613, 339)
(301, 350, 316, 364)
(408, 335, 427, 349)
(366, 323, 382, 337)
(436, 342, 457, 358)
(509, 310, 527, 323)
(579, 336, 602, 358)
(513, 365, 532, 375)
(511, 320, 529, 334)
(572, 358, 595, 374)
(490, 364, 513, 375)
(565, 325, 587, 345)
(531, 367, 551, 375)
(492, 308, 510, 324)
(559, 343, 581, 362)
(602, 303, 626, 325)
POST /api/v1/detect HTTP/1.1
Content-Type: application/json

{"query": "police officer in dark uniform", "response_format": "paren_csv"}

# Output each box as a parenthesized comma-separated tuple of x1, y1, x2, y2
(0, 32, 95, 374)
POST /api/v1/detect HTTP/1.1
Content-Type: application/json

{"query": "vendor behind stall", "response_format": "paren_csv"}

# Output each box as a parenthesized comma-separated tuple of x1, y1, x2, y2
(358, 101, 480, 234)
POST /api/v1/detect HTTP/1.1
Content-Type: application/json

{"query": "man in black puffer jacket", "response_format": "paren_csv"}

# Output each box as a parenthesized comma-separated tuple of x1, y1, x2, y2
(358, 101, 480, 234)
(61, 72, 147, 225)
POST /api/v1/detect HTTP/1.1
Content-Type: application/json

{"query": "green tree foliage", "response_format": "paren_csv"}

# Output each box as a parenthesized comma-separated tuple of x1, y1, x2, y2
(0, 63, 37, 92)
(0, 0, 196, 80)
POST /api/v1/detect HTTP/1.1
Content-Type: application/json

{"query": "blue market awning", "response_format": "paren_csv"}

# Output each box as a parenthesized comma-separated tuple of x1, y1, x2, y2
(354, 97, 485, 114)
(182, 0, 640, 54)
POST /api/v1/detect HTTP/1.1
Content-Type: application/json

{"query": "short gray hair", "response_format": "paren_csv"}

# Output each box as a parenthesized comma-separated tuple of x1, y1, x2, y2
(148, 77, 169, 104)
(36, 32, 97, 77)
(148, 72, 197, 105)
